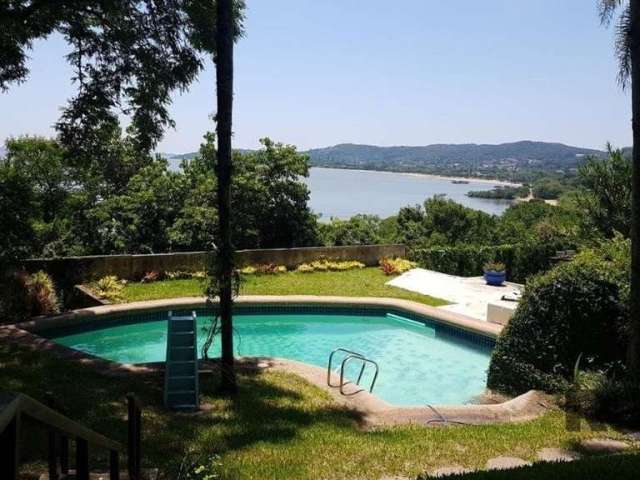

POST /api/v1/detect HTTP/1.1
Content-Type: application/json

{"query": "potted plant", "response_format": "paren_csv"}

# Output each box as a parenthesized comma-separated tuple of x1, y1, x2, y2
(483, 261, 506, 286)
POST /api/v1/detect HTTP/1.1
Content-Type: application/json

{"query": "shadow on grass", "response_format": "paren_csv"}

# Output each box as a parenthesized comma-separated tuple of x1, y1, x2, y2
(0, 343, 365, 476)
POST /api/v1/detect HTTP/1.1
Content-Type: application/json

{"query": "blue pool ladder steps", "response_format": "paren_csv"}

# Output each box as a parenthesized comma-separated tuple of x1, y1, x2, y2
(164, 310, 199, 410)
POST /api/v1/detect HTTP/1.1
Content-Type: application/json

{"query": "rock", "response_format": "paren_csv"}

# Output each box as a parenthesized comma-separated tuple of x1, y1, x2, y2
(579, 438, 630, 454)
(536, 448, 581, 462)
(429, 465, 473, 477)
(485, 456, 531, 470)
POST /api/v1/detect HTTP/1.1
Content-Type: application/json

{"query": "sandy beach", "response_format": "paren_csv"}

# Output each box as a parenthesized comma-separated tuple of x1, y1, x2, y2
(312, 166, 522, 187)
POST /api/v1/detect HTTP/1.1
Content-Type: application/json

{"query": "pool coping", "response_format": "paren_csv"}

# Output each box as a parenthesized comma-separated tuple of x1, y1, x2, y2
(16, 295, 503, 339)
(2, 296, 554, 426)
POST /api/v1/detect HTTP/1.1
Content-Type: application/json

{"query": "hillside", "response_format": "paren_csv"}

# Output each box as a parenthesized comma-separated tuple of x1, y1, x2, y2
(306, 141, 603, 177)
(160, 141, 605, 180)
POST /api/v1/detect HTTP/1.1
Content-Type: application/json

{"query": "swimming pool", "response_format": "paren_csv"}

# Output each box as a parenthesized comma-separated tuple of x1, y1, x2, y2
(46, 306, 493, 406)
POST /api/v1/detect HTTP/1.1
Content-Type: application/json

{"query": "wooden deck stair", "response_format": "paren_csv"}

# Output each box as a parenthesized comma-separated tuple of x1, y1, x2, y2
(1, 392, 143, 480)
(164, 311, 199, 410)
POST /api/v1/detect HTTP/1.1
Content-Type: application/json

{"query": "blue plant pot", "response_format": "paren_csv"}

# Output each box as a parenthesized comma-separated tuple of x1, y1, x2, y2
(484, 270, 506, 286)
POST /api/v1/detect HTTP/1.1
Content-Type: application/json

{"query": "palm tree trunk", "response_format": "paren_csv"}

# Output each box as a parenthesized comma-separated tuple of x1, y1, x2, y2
(215, 0, 236, 393)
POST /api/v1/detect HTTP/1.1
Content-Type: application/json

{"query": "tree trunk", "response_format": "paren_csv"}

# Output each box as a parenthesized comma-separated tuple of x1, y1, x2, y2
(215, 0, 237, 393)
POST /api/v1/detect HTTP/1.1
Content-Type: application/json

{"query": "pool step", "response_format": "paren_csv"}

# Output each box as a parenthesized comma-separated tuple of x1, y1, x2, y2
(164, 311, 199, 410)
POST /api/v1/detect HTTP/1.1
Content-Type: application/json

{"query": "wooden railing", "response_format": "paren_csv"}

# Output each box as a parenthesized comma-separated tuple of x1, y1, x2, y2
(0, 391, 142, 480)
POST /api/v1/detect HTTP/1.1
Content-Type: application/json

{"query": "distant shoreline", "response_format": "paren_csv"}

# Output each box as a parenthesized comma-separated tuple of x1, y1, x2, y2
(309, 166, 522, 187)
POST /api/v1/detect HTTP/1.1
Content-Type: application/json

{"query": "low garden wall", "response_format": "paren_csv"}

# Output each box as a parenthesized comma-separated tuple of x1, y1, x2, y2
(22, 244, 406, 285)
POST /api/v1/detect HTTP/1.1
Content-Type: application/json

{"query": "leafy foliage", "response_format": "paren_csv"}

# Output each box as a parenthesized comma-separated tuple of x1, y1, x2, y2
(0, 270, 59, 323)
(467, 185, 529, 199)
(378, 257, 416, 275)
(1, 134, 318, 258)
(575, 145, 631, 238)
(1, 1, 211, 155)
(294, 260, 365, 273)
(487, 251, 629, 395)
(410, 241, 573, 283)
(568, 370, 640, 426)
(483, 261, 505, 273)
(319, 214, 383, 246)
(532, 178, 567, 200)
(395, 197, 500, 248)
(91, 276, 125, 303)
(0, 160, 37, 264)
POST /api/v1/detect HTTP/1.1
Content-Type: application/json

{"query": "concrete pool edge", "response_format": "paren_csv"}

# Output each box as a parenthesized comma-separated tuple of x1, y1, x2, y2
(1, 297, 555, 426)
(0, 320, 553, 426)
(16, 295, 504, 340)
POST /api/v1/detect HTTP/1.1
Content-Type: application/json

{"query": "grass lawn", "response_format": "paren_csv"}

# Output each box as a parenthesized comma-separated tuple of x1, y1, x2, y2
(2, 341, 634, 480)
(121, 267, 448, 306)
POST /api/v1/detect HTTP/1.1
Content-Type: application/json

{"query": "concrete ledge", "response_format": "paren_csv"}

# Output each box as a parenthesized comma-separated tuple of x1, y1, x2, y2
(17, 295, 503, 339)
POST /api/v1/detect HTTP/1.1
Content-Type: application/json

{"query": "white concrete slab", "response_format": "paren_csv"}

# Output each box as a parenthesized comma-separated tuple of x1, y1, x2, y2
(387, 268, 523, 322)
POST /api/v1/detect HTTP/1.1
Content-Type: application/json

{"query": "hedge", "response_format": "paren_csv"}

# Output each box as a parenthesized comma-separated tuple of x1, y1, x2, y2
(408, 241, 572, 283)
(486, 256, 628, 395)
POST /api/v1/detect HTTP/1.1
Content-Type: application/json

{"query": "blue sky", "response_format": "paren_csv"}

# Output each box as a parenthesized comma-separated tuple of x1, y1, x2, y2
(0, 0, 632, 152)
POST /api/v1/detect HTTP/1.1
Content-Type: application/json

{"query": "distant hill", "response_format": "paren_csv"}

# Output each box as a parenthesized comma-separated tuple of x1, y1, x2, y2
(160, 141, 606, 178)
(306, 141, 604, 173)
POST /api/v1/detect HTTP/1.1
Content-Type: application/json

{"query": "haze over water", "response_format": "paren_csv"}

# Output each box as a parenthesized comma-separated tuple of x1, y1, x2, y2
(306, 167, 513, 220)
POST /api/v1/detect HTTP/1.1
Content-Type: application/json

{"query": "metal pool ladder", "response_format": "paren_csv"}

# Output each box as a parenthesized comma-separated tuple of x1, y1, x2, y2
(327, 348, 379, 395)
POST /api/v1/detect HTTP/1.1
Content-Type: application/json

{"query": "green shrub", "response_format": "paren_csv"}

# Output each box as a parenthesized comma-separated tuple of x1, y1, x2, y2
(27, 271, 60, 316)
(409, 241, 570, 283)
(92, 276, 125, 303)
(165, 270, 196, 280)
(487, 256, 628, 395)
(295, 259, 365, 273)
(0, 270, 59, 322)
(296, 263, 314, 273)
(483, 261, 505, 273)
(379, 257, 416, 275)
(564, 365, 640, 427)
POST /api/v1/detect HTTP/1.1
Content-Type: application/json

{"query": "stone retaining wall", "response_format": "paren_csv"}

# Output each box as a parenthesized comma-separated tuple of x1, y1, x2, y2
(22, 244, 406, 285)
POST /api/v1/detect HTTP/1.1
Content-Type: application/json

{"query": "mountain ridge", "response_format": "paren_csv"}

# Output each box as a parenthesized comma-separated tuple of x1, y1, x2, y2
(161, 140, 606, 177)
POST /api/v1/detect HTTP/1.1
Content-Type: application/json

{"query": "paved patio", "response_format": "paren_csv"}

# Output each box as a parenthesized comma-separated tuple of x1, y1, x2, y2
(387, 268, 523, 322)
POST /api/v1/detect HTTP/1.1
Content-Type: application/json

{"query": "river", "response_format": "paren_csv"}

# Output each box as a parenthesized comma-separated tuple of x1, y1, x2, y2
(306, 167, 514, 220)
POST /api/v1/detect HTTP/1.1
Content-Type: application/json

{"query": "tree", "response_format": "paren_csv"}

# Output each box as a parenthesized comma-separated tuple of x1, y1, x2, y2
(213, 0, 238, 393)
(234, 139, 318, 249)
(1, 1, 202, 157)
(600, 0, 640, 374)
(320, 215, 383, 246)
(577, 146, 631, 238)
(0, 163, 37, 264)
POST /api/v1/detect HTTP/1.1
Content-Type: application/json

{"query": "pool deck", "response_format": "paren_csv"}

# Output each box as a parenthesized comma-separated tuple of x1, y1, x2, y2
(0, 296, 551, 428)
(387, 269, 523, 322)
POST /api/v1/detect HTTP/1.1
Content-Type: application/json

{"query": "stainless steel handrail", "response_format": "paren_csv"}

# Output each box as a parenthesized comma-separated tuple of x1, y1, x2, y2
(327, 348, 365, 387)
(326, 348, 379, 394)
(339, 355, 379, 395)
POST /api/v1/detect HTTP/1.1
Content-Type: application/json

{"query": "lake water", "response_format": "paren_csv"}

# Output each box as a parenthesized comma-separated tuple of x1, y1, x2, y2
(306, 167, 513, 220)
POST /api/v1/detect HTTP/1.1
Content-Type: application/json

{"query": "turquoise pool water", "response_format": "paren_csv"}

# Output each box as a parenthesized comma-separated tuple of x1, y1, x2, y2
(48, 309, 492, 406)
